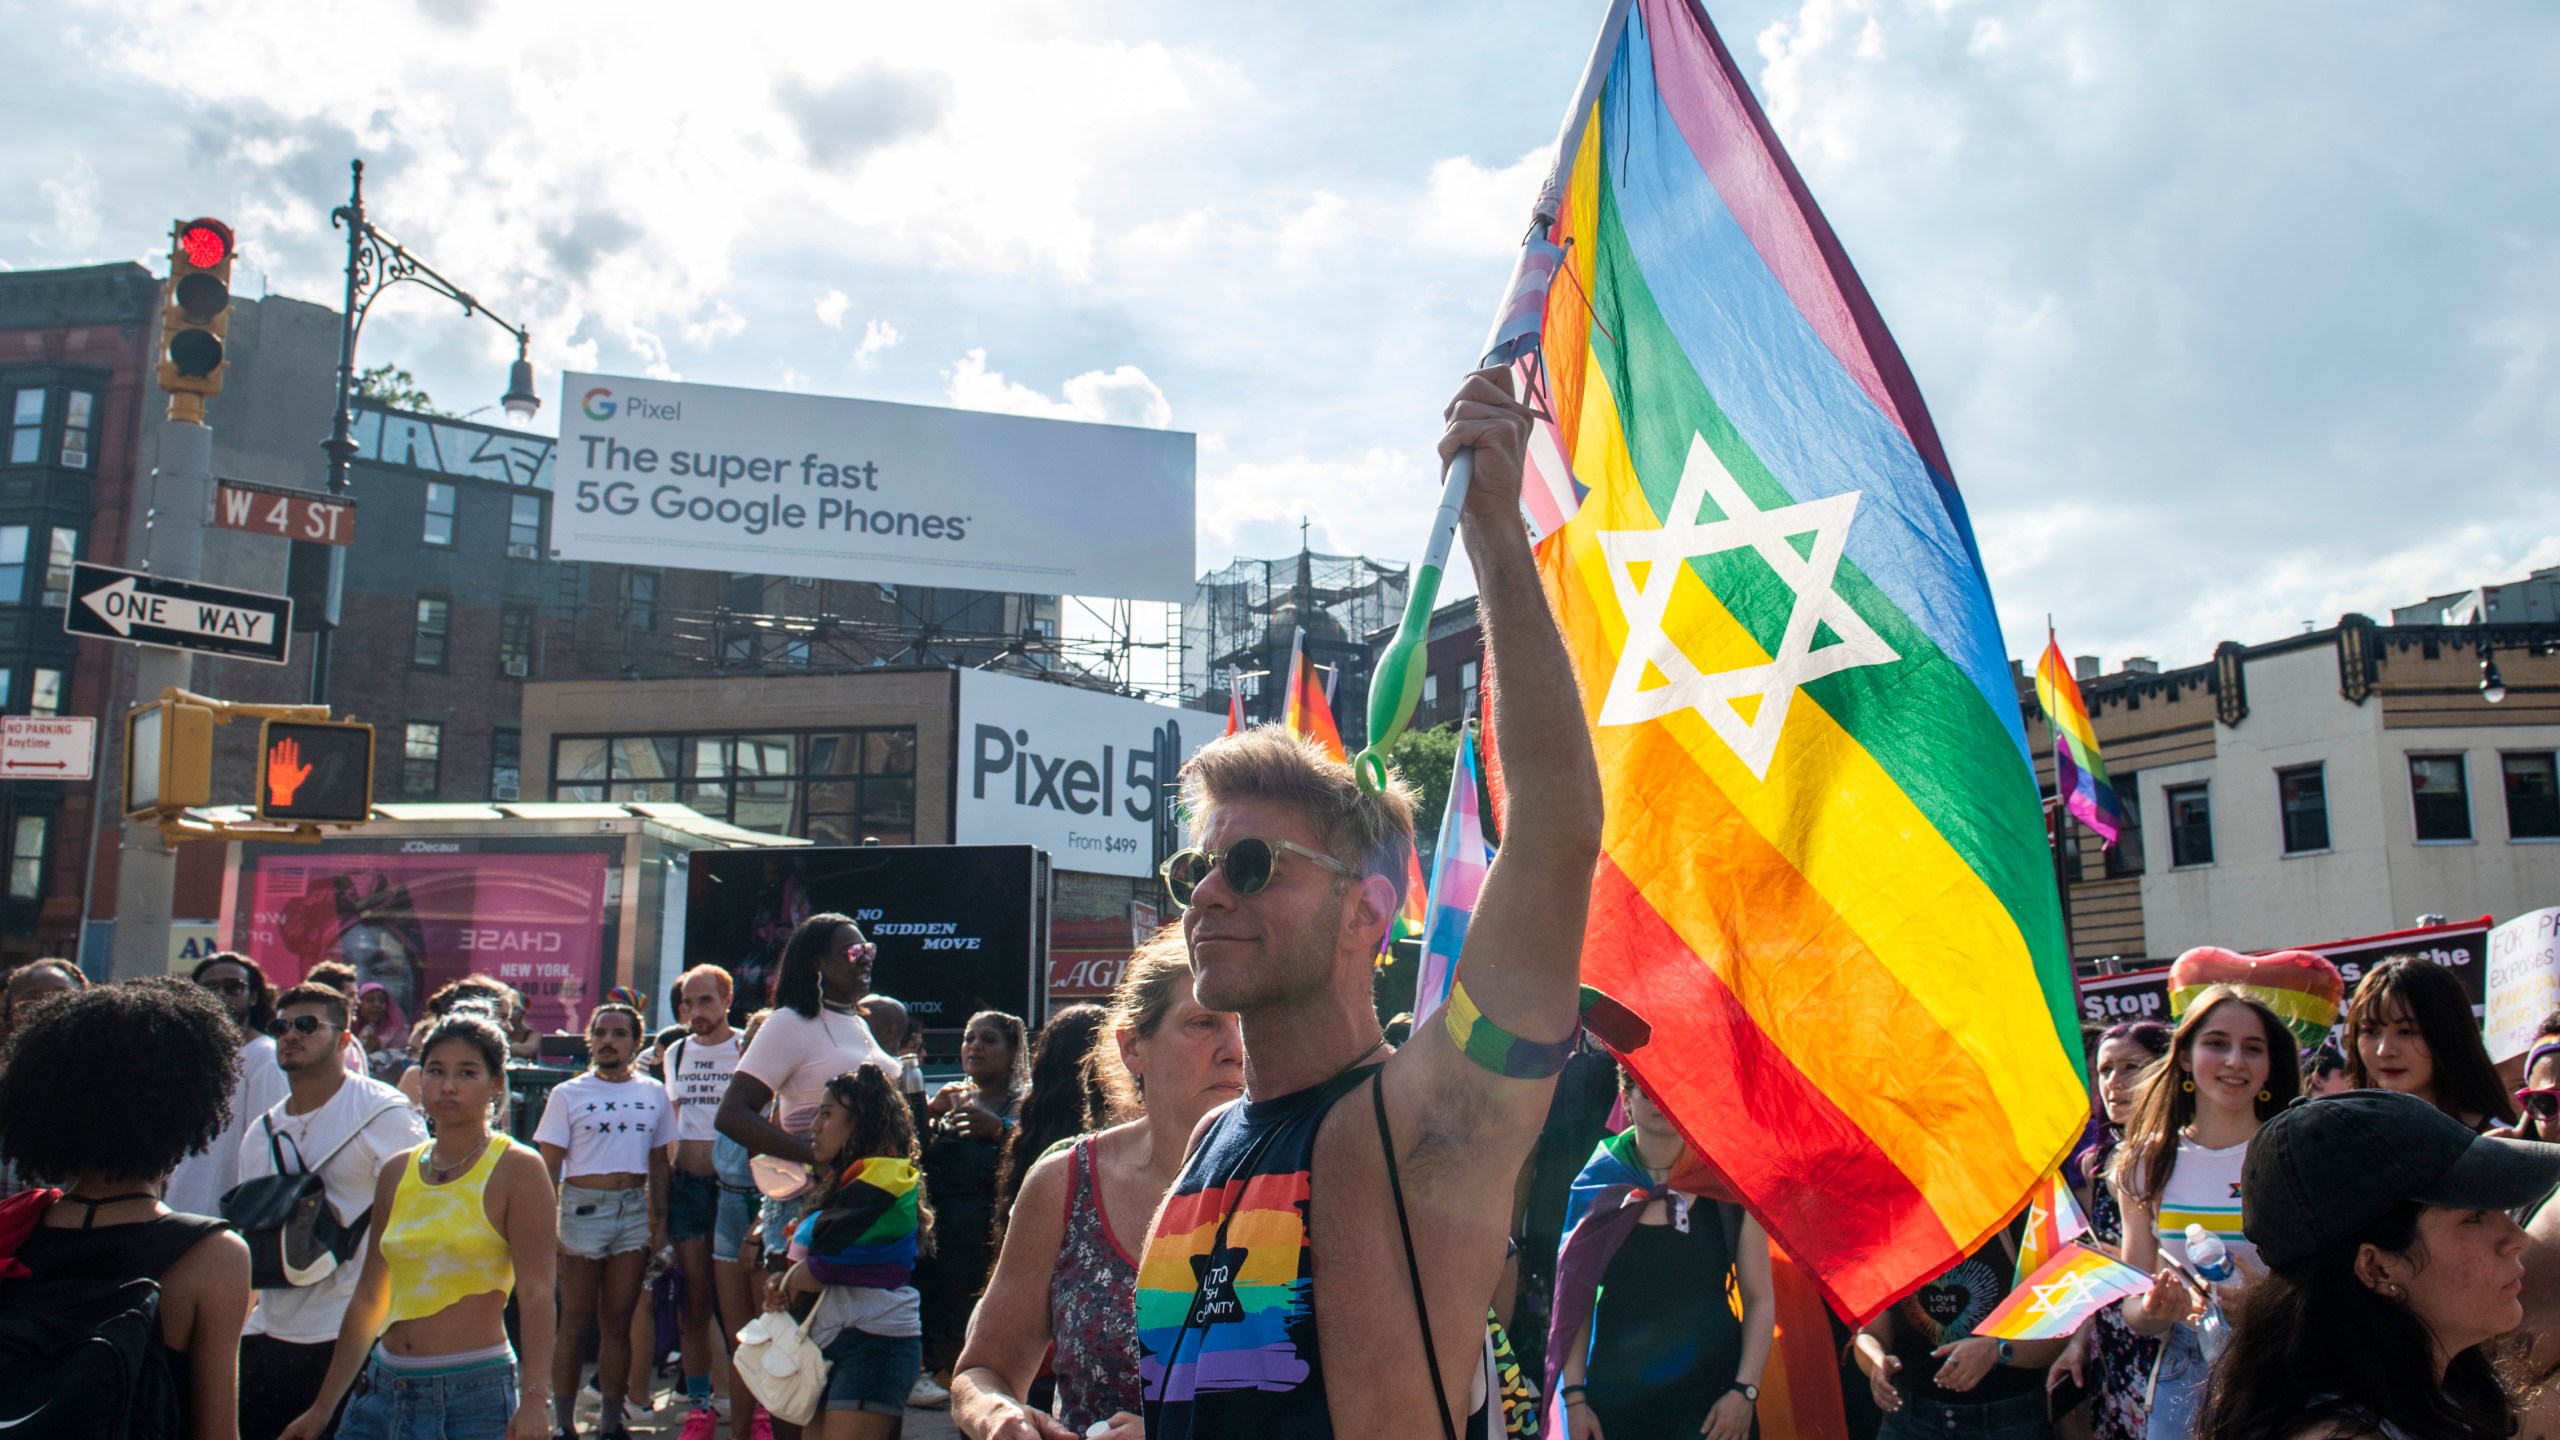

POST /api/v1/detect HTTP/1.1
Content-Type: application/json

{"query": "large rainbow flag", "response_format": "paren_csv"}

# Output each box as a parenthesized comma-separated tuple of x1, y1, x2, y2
(1497, 0, 2086, 1320)
(2034, 633, 2124, 843)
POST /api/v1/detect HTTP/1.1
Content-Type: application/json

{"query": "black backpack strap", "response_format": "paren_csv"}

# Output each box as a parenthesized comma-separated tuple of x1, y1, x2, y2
(1373, 1071, 1458, 1440)
(263, 1111, 294, 1175)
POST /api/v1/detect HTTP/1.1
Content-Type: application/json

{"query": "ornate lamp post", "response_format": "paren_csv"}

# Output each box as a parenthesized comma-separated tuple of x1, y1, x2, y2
(311, 158, 540, 705)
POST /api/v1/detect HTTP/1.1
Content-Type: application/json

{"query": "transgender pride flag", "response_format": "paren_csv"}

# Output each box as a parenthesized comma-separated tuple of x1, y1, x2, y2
(1412, 720, 1490, 1022)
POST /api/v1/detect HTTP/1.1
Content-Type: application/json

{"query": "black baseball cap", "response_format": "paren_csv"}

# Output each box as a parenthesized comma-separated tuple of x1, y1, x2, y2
(2243, 1089, 2560, 1268)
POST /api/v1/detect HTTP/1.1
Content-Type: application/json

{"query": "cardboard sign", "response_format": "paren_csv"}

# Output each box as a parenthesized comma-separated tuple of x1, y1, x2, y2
(2486, 907, 2560, 1063)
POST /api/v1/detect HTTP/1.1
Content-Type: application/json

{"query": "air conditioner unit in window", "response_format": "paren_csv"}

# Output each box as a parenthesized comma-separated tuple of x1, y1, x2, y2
(503, 658, 530, 678)
(493, 784, 521, 802)
(61, 447, 88, 471)
(506, 543, 540, 559)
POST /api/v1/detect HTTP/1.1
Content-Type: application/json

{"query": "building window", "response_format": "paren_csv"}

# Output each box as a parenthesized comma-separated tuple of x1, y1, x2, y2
(507, 494, 543, 554)
(2408, 754, 2472, 842)
(1459, 658, 1480, 714)
(8, 390, 42, 465)
(2166, 783, 2214, 868)
(403, 722, 443, 798)
(498, 605, 534, 674)
(59, 392, 94, 470)
(552, 726, 919, 843)
(0, 670, 10, 708)
(42, 528, 77, 607)
(0, 526, 25, 602)
(621, 569, 658, 631)
(490, 727, 521, 802)
(423, 482, 457, 546)
(2278, 764, 2330, 854)
(7, 813, 45, 900)
(412, 596, 450, 670)
(2507, 753, 2560, 840)
(1422, 672, 1439, 713)
(28, 669, 61, 717)
(2106, 772, 2144, 876)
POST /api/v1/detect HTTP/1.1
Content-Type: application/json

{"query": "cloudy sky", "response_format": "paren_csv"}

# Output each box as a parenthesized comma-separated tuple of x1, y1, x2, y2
(7, 0, 2558, 679)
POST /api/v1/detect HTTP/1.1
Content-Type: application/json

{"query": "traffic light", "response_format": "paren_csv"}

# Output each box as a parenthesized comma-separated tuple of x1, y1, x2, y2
(257, 719, 373, 824)
(124, 697, 214, 818)
(158, 217, 235, 424)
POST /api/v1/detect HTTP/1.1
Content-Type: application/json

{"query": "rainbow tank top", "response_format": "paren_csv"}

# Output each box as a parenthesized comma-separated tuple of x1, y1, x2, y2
(1136, 1062, 1379, 1439)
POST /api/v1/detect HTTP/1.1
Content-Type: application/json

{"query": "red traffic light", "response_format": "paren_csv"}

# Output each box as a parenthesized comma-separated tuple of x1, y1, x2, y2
(177, 220, 231, 270)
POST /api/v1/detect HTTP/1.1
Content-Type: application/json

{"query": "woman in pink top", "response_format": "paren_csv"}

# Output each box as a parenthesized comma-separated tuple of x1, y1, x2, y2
(950, 927, 1243, 1440)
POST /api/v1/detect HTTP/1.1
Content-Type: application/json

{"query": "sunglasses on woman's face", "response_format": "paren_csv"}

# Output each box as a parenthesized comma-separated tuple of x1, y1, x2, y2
(1160, 837, 1360, 910)
(2517, 1086, 2560, 1122)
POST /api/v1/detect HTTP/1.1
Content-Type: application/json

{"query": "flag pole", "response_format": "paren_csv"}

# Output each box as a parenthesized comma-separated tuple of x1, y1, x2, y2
(1353, 0, 1637, 793)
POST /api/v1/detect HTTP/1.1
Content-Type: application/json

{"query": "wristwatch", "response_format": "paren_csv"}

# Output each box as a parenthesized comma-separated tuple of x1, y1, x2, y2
(1730, 1382, 1760, 1403)
(1993, 1339, 2016, 1367)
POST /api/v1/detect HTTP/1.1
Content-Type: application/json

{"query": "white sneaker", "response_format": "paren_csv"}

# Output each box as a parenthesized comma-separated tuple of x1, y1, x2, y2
(906, 1372, 951, 1408)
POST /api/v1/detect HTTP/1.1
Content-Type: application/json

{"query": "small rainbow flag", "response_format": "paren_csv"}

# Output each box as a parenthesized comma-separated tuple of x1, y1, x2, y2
(1279, 629, 1426, 946)
(2013, 1169, 2090, 1286)
(1224, 664, 1245, 738)
(1413, 720, 1490, 1021)
(2034, 632, 2124, 845)
(1976, 1242, 2152, 1341)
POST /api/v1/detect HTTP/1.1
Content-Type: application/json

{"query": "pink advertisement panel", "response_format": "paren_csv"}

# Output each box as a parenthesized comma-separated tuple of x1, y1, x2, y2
(236, 850, 613, 1033)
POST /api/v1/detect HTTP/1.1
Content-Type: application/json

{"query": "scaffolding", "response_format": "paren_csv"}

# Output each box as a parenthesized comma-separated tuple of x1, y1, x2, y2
(1183, 549, 1410, 743)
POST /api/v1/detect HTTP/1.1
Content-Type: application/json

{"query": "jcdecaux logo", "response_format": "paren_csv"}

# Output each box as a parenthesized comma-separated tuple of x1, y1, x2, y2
(582, 388, 617, 421)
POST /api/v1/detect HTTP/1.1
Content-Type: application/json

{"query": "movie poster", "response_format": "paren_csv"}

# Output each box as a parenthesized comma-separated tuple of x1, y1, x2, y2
(235, 850, 612, 1033)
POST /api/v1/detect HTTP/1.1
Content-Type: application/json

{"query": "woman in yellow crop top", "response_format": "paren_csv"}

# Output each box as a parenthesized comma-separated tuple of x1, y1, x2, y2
(282, 1011, 558, 1440)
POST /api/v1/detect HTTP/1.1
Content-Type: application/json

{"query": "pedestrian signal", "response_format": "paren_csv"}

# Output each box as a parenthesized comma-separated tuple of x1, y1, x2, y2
(159, 217, 236, 423)
(124, 698, 215, 818)
(257, 719, 372, 824)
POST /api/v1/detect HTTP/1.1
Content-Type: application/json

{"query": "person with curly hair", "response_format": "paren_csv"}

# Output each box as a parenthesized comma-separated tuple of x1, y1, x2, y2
(0, 977, 255, 1439)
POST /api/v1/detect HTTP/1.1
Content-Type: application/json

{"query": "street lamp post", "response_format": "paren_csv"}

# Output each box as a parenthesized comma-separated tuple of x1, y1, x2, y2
(311, 158, 540, 705)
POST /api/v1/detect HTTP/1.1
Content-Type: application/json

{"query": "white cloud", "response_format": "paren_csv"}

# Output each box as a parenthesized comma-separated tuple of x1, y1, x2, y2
(855, 318, 901, 362)
(1416, 146, 1551, 257)
(944, 349, 1171, 429)
(36, 154, 98, 251)
(815, 290, 850, 329)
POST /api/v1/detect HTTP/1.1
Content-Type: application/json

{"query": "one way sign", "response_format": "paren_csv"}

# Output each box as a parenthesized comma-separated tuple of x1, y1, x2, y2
(65, 562, 293, 665)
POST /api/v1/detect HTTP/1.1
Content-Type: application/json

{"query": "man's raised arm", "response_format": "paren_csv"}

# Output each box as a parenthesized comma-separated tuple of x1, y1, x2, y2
(1397, 366, 1604, 1129)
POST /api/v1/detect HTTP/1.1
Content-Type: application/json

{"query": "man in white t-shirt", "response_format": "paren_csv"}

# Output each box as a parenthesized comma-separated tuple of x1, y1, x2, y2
(661, 964, 747, 1439)
(167, 952, 290, 1216)
(234, 982, 427, 1440)
(535, 1001, 676, 1439)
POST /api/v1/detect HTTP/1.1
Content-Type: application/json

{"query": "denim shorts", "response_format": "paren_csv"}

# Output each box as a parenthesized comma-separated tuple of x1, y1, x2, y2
(668, 1169, 720, 1243)
(822, 1328, 924, 1415)
(713, 1134, 758, 1264)
(337, 1351, 519, 1440)
(558, 1182, 651, 1259)
(1878, 1388, 2052, 1440)
(2146, 1324, 2207, 1440)
(759, 1192, 812, 1269)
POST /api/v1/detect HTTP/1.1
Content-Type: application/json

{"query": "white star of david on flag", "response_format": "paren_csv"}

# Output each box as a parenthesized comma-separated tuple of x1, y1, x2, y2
(1593, 434, 1897, 779)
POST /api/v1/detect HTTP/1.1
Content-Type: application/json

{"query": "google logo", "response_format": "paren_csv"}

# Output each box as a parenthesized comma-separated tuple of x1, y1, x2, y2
(582, 388, 617, 421)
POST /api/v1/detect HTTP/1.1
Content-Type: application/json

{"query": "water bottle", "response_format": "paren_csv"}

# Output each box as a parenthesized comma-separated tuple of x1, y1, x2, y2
(2185, 1223, 2235, 1361)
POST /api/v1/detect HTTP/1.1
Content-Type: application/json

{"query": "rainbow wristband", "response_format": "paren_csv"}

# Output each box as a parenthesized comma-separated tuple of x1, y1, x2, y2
(1443, 979, 1578, 1079)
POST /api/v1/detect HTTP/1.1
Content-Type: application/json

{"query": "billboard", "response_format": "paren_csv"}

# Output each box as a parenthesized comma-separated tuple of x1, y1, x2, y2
(229, 848, 613, 1031)
(552, 371, 1195, 602)
(956, 669, 1204, 879)
(685, 845, 1044, 1038)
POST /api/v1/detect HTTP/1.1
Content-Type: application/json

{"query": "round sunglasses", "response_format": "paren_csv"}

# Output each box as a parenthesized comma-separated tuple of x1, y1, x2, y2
(1160, 837, 1359, 909)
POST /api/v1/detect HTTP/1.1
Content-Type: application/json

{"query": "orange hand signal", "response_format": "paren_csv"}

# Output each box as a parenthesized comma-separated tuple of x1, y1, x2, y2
(268, 735, 312, 807)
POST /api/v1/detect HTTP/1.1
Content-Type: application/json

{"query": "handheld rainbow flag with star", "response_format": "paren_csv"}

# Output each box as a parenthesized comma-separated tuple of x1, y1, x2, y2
(1486, 0, 2086, 1320)
(2034, 632, 2124, 844)
(2013, 1170, 2090, 1286)
(1976, 1243, 2153, 1341)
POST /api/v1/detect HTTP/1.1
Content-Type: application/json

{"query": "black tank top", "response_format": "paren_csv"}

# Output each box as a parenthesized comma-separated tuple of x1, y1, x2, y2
(17, 1210, 231, 1434)
(1137, 1062, 1380, 1439)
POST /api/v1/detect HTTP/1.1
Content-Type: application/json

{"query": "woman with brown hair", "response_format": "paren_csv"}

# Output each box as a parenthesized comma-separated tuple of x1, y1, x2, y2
(2345, 956, 2516, 1133)
(2112, 985, 2302, 1440)
(950, 927, 1244, 1440)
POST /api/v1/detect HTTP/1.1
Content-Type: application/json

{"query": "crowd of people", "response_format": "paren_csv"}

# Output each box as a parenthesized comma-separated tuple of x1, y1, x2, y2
(5, 383, 2560, 1440)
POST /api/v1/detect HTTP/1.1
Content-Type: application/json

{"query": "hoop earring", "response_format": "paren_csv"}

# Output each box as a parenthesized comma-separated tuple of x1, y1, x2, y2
(2257, 1088, 2273, 1103)
(2181, 1076, 2196, 1093)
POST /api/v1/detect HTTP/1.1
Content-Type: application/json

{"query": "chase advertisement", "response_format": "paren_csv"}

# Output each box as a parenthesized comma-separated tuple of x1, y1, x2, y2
(684, 844, 1043, 1035)
(552, 371, 1196, 602)
(955, 669, 1205, 879)
(225, 847, 613, 1031)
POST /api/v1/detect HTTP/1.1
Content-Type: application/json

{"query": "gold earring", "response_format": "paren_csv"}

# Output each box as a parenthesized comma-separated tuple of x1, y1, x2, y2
(2181, 1076, 2196, 1093)
(2258, 1088, 2272, 1103)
